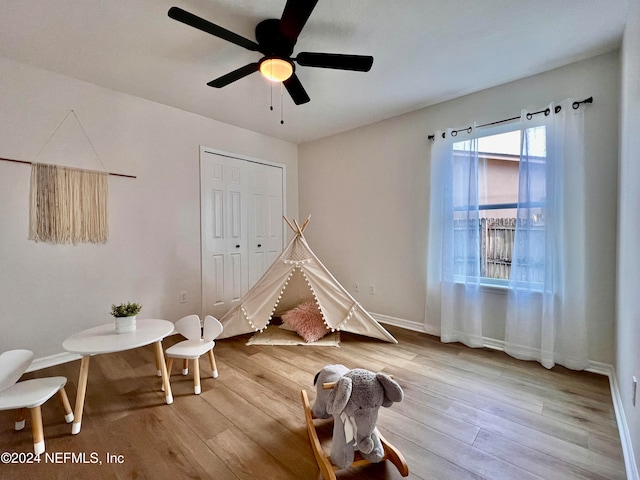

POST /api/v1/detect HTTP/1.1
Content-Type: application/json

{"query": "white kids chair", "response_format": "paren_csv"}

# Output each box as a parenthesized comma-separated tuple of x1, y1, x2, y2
(0, 349, 74, 454)
(165, 315, 223, 395)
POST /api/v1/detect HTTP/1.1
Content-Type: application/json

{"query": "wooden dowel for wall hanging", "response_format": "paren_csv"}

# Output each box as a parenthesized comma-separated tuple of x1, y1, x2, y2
(0, 157, 136, 179)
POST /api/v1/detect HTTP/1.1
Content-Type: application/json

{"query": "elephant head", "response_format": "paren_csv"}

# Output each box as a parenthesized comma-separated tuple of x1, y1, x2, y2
(326, 368, 403, 457)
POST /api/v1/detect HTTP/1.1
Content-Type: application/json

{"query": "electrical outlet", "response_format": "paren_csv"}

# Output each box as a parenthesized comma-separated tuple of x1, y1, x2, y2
(179, 291, 187, 304)
(354, 282, 360, 292)
(633, 376, 637, 407)
(369, 284, 376, 295)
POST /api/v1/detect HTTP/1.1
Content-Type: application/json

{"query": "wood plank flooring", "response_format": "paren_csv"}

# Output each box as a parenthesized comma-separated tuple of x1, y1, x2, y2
(0, 326, 626, 479)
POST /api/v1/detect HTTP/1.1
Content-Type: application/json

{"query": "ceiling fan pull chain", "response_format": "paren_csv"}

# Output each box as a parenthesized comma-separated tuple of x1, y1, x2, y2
(270, 82, 274, 111)
(280, 83, 284, 125)
(271, 61, 275, 111)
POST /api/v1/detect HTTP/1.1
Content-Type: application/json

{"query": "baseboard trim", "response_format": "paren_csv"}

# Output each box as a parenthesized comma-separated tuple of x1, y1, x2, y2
(26, 352, 82, 373)
(372, 313, 440, 337)
(591, 363, 639, 480)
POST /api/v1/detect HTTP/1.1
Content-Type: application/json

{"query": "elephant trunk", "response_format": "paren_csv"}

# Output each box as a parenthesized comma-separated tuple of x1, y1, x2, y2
(357, 435, 375, 454)
(349, 409, 379, 454)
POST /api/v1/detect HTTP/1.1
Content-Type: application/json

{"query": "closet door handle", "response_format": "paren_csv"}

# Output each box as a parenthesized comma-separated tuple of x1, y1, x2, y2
(235, 245, 240, 248)
(257, 244, 262, 248)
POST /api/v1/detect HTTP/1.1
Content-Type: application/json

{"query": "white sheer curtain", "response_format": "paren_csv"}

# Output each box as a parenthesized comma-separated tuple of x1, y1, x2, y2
(427, 98, 589, 369)
(505, 99, 588, 369)
(426, 127, 484, 348)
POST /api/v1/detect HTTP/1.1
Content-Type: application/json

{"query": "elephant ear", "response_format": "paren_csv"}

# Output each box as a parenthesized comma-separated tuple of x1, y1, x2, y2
(377, 373, 404, 407)
(326, 376, 353, 415)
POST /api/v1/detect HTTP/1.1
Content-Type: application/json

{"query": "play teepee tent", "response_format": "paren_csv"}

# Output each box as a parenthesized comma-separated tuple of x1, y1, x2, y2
(217, 217, 397, 343)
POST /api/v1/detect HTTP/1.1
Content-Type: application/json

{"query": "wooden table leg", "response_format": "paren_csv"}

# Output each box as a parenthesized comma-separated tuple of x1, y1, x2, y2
(71, 355, 91, 435)
(153, 345, 162, 377)
(154, 341, 173, 404)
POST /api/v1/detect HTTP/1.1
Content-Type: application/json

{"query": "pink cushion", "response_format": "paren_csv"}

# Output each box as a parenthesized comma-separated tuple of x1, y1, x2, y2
(282, 300, 328, 343)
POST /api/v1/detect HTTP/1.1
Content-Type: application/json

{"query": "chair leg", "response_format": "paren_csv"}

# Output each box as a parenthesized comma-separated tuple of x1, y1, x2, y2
(193, 358, 201, 395)
(182, 358, 189, 376)
(30, 406, 45, 455)
(15, 408, 26, 431)
(163, 358, 174, 392)
(208, 349, 218, 378)
(58, 387, 74, 423)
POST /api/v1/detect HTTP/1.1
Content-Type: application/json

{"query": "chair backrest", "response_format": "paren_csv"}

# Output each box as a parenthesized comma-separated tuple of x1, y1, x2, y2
(0, 349, 34, 393)
(174, 314, 202, 341)
(203, 315, 224, 342)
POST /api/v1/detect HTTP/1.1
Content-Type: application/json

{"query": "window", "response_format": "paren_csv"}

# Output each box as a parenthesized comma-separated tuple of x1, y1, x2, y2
(452, 126, 546, 284)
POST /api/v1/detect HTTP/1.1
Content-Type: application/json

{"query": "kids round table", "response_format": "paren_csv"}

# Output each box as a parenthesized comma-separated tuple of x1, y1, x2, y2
(62, 319, 175, 434)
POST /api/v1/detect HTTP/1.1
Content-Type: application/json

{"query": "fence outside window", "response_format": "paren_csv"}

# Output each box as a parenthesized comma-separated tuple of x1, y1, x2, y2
(453, 216, 544, 282)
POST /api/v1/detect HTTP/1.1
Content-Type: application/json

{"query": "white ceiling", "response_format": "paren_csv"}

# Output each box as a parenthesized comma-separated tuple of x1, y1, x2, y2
(0, 0, 629, 144)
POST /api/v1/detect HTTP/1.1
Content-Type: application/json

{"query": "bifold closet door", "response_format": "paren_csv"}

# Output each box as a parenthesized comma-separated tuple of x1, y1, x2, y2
(201, 152, 283, 319)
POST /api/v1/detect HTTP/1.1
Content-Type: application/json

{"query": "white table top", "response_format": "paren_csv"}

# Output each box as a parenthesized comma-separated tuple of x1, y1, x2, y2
(63, 319, 175, 355)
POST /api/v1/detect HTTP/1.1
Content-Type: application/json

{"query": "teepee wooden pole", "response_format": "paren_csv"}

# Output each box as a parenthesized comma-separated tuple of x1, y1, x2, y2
(283, 216, 296, 233)
(300, 215, 311, 232)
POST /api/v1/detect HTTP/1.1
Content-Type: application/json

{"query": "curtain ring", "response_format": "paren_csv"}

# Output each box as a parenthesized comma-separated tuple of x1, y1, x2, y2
(467, 127, 472, 134)
(555, 105, 562, 114)
(451, 130, 458, 137)
(572, 101, 580, 110)
(526, 112, 533, 120)
(441, 132, 446, 139)
(544, 108, 550, 116)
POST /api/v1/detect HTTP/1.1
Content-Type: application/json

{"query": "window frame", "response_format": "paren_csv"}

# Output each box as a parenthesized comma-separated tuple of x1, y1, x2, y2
(451, 121, 525, 288)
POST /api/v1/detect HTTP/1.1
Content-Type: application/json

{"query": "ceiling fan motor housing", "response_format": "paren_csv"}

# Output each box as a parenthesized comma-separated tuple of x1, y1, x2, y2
(255, 19, 295, 57)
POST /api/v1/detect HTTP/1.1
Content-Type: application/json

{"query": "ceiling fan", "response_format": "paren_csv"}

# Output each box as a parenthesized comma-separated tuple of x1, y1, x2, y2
(168, 1, 374, 105)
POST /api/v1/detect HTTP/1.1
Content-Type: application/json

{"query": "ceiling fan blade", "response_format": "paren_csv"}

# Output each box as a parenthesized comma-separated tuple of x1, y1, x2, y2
(279, 0, 319, 44)
(207, 63, 260, 88)
(296, 52, 374, 72)
(168, 6, 260, 52)
(283, 74, 310, 105)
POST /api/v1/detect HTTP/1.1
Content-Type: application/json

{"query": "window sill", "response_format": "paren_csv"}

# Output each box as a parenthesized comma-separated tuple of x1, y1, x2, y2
(480, 283, 509, 295)
(453, 279, 510, 294)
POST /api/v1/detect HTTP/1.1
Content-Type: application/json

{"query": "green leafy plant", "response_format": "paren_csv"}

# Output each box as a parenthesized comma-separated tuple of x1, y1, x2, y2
(110, 302, 142, 318)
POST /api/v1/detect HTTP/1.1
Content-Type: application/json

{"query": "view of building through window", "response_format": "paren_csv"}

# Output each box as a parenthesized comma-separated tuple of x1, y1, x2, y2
(452, 128, 545, 282)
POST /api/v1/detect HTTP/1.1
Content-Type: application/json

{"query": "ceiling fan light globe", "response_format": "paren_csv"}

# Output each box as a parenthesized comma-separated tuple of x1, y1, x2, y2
(259, 58, 294, 82)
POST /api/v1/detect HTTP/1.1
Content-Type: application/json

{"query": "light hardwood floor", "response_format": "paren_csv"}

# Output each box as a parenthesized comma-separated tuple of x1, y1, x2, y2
(0, 326, 626, 480)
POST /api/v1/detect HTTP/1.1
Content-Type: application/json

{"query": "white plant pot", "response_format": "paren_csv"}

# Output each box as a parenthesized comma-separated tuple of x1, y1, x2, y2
(115, 315, 137, 334)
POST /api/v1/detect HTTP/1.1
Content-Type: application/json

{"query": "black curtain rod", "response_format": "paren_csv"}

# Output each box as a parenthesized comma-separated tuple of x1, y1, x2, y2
(427, 96, 593, 141)
(0, 157, 136, 179)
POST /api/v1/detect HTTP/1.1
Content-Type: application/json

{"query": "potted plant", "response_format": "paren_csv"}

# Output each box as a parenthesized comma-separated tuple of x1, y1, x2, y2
(110, 302, 142, 333)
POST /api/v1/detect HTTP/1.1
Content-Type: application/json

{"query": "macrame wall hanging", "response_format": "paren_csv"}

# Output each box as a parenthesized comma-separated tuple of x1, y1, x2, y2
(29, 163, 109, 244)
(0, 109, 135, 245)
(24, 110, 114, 244)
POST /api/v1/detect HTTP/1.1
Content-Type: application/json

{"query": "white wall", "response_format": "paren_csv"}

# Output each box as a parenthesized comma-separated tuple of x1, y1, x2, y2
(617, 0, 640, 473)
(299, 51, 620, 365)
(0, 57, 298, 358)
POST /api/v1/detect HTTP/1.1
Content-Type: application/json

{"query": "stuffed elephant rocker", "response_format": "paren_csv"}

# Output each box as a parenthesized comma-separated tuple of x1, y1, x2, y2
(312, 364, 404, 469)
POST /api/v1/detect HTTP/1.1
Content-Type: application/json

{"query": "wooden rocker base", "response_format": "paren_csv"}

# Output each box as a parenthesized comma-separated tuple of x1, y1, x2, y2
(301, 390, 409, 480)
